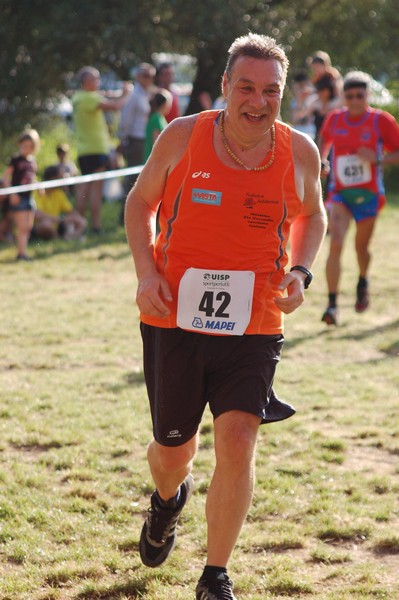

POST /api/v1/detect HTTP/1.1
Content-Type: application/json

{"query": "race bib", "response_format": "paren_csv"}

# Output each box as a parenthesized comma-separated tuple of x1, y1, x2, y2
(336, 154, 372, 186)
(177, 268, 255, 335)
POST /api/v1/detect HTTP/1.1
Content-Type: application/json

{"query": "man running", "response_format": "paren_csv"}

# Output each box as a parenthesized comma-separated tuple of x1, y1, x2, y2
(319, 71, 399, 325)
(125, 33, 327, 599)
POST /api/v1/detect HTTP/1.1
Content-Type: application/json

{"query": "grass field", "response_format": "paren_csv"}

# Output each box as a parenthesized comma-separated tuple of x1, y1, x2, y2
(0, 198, 398, 600)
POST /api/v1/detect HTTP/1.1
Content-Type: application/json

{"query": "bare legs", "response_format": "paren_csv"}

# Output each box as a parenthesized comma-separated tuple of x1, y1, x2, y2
(325, 203, 351, 295)
(325, 202, 377, 304)
(206, 411, 260, 567)
(146, 409, 260, 567)
(13, 210, 34, 258)
(76, 177, 104, 231)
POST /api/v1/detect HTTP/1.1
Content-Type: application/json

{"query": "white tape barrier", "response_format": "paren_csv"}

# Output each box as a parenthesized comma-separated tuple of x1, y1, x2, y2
(0, 165, 143, 196)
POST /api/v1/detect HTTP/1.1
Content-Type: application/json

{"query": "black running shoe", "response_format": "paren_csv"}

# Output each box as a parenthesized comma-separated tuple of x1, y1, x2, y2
(139, 474, 193, 567)
(321, 306, 338, 326)
(355, 282, 369, 313)
(196, 572, 237, 599)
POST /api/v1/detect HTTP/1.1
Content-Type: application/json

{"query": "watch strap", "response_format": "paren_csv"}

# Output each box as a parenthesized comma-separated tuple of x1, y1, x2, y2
(290, 265, 313, 289)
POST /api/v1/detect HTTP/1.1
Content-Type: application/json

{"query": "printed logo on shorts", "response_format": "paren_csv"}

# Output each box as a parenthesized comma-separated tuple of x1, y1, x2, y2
(192, 188, 222, 206)
(167, 429, 182, 439)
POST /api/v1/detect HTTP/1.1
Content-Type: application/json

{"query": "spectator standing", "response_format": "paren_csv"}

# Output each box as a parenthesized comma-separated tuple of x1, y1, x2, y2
(310, 51, 343, 101)
(72, 66, 130, 233)
(289, 71, 317, 139)
(125, 33, 326, 600)
(155, 62, 181, 123)
(319, 71, 399, 326)
(144, 90, 172, 161)
(1, 129, 40, 261)
(33, 165, 87, 241)
(311, 75, 339, 143)
(118, 63, 155, 222)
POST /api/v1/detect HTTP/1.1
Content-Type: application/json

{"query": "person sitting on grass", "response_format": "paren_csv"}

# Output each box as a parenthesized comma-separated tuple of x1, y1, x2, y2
(33, 165, 87, 241)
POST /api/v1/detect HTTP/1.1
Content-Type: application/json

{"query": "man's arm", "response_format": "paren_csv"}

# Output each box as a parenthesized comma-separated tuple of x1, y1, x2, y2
(275, 131, 328, 314)
(98, 82, 133, 112)
(125, 115, 197, 318)
(358, 111, 399, 166)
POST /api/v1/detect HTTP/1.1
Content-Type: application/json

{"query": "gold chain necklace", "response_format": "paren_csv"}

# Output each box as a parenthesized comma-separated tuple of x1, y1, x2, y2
(218, 110, 276, 171)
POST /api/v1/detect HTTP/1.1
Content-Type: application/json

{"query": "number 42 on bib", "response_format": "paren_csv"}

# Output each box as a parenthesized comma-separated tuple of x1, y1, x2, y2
(177, 268, 255, 335)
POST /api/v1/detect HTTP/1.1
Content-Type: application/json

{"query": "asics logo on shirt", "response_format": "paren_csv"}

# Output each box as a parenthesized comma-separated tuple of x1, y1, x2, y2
(192, 171, 211, 178)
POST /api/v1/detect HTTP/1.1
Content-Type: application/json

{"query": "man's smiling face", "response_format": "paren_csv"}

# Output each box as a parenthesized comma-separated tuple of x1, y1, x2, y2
(222, 56, 284, 142)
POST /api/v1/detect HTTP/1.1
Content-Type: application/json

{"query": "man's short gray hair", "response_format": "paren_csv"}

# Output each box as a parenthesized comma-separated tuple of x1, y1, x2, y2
(225, 33, 289, 88)
(76, 66, 99, 86)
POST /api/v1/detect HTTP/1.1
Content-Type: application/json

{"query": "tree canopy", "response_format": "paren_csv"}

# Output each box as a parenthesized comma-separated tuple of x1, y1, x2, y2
(1, 0, 398, 137)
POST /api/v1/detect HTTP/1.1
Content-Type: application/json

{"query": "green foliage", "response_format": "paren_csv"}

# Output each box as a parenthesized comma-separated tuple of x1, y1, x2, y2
(1, 0, 399, 133)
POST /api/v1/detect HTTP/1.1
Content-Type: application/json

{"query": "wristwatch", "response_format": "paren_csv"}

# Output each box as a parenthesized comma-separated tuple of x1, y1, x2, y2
(290, 265, 313, 289)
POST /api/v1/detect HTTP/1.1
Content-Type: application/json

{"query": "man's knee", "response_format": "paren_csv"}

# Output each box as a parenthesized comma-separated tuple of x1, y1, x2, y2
(150, 437, 197, 472)
(215, 412, 260, 466)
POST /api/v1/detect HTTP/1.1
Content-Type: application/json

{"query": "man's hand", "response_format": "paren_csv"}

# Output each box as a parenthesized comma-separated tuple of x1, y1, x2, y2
(274, 271, 306, 314)
(136, 274, 173, 318)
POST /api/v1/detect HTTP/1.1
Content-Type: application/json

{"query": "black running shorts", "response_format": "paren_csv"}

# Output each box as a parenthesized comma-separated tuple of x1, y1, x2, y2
(140, 324, 294, 447)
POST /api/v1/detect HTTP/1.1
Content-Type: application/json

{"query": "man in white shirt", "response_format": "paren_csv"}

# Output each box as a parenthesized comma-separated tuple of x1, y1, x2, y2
(118, 63, 155, 223)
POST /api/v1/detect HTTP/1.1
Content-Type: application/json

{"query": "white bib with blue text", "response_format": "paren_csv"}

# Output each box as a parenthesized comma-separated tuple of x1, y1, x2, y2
(177, 268, 255, 335)
(336, 154, 372, 186)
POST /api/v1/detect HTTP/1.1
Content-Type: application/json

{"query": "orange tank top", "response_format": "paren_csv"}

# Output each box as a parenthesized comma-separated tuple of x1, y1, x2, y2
(141, 110, 302, 334)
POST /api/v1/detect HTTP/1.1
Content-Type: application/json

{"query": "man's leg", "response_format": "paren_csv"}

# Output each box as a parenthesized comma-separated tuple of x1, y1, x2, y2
(322, 202, 351, 325)
(354, 216, 377, 278)
(147, 435, 198, 501)
(195, 410, 259, 599)
(206, 410, 260, 567)
(139, 435, 197, 568)
(76, 182, 89, 217)
(88, 178, 105, 231)
(354, 216, 377, 312)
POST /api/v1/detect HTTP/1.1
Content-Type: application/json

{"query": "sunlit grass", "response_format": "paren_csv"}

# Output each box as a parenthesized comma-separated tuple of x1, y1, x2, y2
(1, 199, 399, 598)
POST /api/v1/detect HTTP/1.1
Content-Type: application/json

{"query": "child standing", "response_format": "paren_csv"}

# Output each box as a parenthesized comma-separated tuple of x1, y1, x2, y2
(144, 90, 172, 161)
(2, 129, 40, 260)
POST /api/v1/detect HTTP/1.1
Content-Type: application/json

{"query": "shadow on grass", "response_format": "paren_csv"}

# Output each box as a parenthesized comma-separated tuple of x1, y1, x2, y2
(337, 317, 399, 344)
(285, 317, 399, 353)
(372, 537, 399, 555)
(76, 575, 149, 599)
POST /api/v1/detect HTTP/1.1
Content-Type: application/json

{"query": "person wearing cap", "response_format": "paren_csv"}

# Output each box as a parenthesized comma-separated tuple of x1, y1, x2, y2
(319, 71, 399, 325)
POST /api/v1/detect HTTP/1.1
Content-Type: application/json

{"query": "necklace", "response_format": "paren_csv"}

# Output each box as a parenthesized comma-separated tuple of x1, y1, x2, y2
(218, 110, 276, 171)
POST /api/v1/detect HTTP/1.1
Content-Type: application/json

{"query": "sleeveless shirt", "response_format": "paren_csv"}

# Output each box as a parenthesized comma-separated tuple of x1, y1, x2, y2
(141, 110, 302, 335)
(321, 108, 390, 198)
